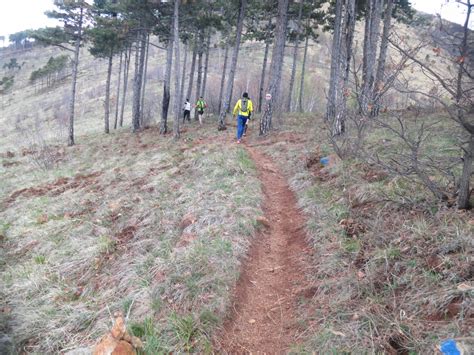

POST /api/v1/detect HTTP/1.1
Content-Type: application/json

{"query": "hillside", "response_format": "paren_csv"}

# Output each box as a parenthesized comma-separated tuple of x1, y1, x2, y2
(1, 10, 473, 355)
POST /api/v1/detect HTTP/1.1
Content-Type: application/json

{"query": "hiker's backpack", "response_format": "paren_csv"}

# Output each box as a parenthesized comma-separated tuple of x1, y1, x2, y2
(241, 98, 248, 113)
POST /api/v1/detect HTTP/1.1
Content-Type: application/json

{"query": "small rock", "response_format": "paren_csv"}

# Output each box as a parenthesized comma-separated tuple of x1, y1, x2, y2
(256, 216, 271, 228)
(179, 214, 197, 230)
(110, 317, 126, 339)
(94, 315, 142, 355)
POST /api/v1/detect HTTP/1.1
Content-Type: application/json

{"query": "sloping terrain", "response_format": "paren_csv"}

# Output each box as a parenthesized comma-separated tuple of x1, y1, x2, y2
(259, 114, 473, 353)
(1, 124, 265, 353)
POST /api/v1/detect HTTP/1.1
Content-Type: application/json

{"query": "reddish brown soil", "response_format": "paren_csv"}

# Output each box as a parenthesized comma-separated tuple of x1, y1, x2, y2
(3, 172, 101, 208)
(215, 142, 311, 353)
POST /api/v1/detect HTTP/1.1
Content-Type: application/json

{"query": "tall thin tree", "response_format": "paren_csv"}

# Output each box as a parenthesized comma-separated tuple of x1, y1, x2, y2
(259, 0, 289, 135)
(218, 0, 247, 130)
(173, 0, 181, 139)
(218, 44, 229, 114)
(286, 0, 304, 112)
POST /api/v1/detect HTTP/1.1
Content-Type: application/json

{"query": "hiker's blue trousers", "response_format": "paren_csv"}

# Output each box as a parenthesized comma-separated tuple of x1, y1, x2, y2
(237, 115, 248, 139)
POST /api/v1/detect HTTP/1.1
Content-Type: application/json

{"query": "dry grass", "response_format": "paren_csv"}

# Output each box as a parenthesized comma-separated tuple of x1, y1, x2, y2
(262, 114, 473, 354)
(0, 123, 262, 353)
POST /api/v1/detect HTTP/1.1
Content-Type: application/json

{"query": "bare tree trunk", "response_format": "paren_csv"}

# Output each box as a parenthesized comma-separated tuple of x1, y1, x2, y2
(326, 0, 343, 126)
(104, 53, 113, 134)
(457, 1, 473, 209)
(119, 45, 131, 128)
(179, 42, 188, 112)
(260, 0, 289, 135)
(218, 45, 229, 114)
(286, 0, 304, 112)
(360, 0, 382, 114)
(228, 76, 235, 114)
(458, 134, 473, 209)
(218, 0, 247, 130)
(173, 0, 181, 139)
(258, 40, 270, 113)
(194, 31, 204, 120)
(132, 31, 146, 132)
(186, 44, 197, 103)
(160, 39, 173, 134)
(201, 32, 211, 98)
(140, 33, 150, 126)
(372, 0, 393, 114)
(298, 34, 309, 113)
(337, 0, 356, 134)
(67, 6, 83, 146)
(113, 50, 123, 129)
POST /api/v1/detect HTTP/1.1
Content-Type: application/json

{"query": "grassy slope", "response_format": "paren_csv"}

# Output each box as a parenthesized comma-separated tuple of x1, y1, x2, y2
(262, 114, 473, 354)
(1, 125, 263, 353)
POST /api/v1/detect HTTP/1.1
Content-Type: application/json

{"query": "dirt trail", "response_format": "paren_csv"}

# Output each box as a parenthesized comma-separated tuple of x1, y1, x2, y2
(216, 143, 311, 353)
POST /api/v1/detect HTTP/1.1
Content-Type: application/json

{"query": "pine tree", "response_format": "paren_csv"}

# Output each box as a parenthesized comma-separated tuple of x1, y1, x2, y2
(218, 0, 247, 130)
(31, 0, 91, 146)
(89, 0, 128, 134)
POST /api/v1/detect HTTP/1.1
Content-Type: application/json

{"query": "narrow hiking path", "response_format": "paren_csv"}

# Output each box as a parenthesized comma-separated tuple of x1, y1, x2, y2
(215, 140, 311, 353)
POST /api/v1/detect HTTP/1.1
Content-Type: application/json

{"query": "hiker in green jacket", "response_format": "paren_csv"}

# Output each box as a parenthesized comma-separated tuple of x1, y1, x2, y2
(195, 97, 207, 125)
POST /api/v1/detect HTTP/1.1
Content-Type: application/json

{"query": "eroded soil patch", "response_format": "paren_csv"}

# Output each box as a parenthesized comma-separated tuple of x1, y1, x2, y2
(3, 172, 102, 209)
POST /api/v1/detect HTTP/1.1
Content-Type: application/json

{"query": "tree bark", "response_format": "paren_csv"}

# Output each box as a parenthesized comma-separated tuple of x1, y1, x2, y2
(132, 31, 146, 133)
(201, 32, 211, 98)
(119, 45, 132, 128)
(160, 38, 173, 134)
(372, 0, 393, 114)
(298, 34, 309, 113)
(218, 45, 229, 114)
(179, 42, 188, 112)
(336, 0, 356, 134)
(286, 0, 304, 113)
(457, 1, 473, 209)
(186, 44, 197, 104)
(173, 0, 181, 139)
(104, 53, 113, 134)
(458, 134, 473, 209)
(113, 50, 123, 129)
(326, 0, 343, 126)
(67, 5, 83, 146)
(258, 40, 270, 113)
(218, 0, 247, 129)
(360, 0, 382, 114)
(140, 33, 150, 126)
(260, 0, 289, 135)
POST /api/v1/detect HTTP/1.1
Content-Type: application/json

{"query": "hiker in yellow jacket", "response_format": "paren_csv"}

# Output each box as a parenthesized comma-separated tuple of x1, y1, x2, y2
(233, 92, 253, 143)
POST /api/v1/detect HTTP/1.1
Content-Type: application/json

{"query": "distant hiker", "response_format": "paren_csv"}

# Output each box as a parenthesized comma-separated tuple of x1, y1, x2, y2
(233, 92, 253, 144)
(195, 96, 207, 125)
(183, 98, 191, 123)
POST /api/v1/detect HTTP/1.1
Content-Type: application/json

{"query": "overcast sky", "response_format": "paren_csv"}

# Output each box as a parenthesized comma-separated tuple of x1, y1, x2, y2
(0, 0, 471, 44)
